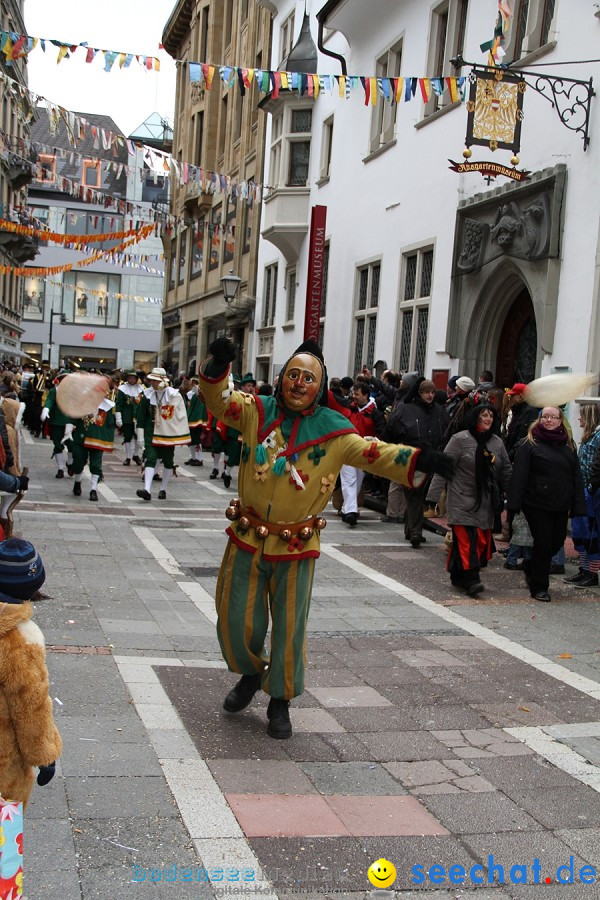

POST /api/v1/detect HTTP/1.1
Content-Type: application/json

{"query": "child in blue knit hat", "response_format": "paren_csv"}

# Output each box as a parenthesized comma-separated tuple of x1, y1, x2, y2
(0, 539, 62, 807)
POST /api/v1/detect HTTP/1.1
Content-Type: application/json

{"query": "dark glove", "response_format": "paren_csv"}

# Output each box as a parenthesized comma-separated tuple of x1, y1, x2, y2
(17, 475, 29, 492)
(37, 762, 56, 786)
(208, 337, 237, 365)
(415, 446, 455, 480)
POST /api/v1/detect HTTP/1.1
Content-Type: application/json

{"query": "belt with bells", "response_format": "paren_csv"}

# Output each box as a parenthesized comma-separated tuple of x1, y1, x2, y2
(225, 499, 327, 542)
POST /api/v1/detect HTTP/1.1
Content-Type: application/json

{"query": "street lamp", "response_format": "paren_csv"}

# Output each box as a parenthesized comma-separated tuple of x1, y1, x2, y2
(48, 309, 67, 347)
(221, 270, 242, 305)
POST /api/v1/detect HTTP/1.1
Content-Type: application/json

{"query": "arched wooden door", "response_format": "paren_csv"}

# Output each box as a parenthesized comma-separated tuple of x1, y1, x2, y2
(495, 288, 537, 389)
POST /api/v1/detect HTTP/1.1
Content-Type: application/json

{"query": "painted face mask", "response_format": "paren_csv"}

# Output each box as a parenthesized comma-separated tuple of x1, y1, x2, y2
(280, 353, 323, 412)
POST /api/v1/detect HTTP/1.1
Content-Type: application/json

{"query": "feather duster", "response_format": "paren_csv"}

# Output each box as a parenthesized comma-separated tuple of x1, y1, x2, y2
(524, 373, 599, 407)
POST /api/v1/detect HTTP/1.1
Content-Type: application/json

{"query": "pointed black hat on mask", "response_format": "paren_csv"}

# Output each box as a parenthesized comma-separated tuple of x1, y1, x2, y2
(294, 338, 324, 362)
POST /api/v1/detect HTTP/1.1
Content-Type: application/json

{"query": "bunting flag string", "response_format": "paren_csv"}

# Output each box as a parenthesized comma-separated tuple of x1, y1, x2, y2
(0, 225, 154, 276)
(0, 28, 160, 71)
(0, 218, 156, 245)
(480, 1, 513, 66)
(188, 61, 467, 107)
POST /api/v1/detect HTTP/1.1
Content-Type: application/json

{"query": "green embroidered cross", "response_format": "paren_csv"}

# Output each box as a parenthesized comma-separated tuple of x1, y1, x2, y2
(241, 442, 250, 462)
(394, 447, 412, 466)
(308, 445, 326, 465)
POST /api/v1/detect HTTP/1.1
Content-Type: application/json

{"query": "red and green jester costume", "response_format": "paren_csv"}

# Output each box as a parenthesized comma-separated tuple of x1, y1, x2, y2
(199, 339, 451, 739)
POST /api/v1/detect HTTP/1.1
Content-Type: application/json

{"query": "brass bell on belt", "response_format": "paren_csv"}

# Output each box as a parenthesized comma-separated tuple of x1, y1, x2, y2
(299, 526, 313, 541)
(314, 517, 326, 531)
(279, 528, 292, 542)
(230, 498, 241, 508)
(226, 504, 240, 521)
(238, 516, 250, 533)
(256, 525, 269, 540)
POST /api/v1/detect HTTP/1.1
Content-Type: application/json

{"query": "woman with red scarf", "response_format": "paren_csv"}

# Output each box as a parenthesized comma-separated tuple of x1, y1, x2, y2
(508, 406, 586, 602)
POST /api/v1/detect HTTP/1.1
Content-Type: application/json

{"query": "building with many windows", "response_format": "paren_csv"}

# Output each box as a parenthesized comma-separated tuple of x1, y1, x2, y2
(21, 111, 165, 372)
(0, 0, 37, 362)
(252, 0, 600, 403)
(160, 0, 273, 378)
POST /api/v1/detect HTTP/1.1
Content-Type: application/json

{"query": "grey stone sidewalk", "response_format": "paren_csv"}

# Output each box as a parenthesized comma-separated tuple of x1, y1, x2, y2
(14, 435, 600, 898)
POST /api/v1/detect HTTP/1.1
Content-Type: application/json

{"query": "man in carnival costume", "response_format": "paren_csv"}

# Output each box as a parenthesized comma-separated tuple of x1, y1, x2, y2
(40, 369, 74, 479)
(68, 376, 116, 502)
(115, 369, 143, 466)
(135, 368, 190, 502)
(199, 337, 454, 740)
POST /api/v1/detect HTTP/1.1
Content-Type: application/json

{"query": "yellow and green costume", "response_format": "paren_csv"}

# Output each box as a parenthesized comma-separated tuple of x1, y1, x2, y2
(199, 365, 424, 700)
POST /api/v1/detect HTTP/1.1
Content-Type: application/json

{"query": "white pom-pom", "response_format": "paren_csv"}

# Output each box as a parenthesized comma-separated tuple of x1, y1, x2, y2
(524, 373, 599, 408)
(56, 373, 109, 418)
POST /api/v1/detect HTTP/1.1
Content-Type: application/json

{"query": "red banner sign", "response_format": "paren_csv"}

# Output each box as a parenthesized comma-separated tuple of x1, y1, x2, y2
(303, 205, 327, 342)
(448, 159, 531, 181)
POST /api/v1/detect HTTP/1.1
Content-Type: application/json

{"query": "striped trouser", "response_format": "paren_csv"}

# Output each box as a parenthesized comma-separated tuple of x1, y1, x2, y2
(215, 541, 316, 700)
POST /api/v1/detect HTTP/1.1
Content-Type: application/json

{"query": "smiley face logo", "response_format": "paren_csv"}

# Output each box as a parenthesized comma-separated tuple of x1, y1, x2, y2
(367, 858, 396, 888)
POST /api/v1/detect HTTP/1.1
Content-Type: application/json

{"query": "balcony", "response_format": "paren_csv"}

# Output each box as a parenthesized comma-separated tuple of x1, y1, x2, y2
(0, 212, 40, 263)
(261, 186, 310, 261)
(181, 180, 213, 213)
(6, 154, 34, 191)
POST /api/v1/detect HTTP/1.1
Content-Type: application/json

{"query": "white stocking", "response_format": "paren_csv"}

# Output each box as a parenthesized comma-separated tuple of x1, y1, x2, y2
(90, 474, 100, 490)
(144, 467, 155, 493)
(0, 495, 12, 518)
(124, 441, 132, 460)
(55, 452, 64, 470)
(161, 468, 172, 491)
(195, 446, 203, 462)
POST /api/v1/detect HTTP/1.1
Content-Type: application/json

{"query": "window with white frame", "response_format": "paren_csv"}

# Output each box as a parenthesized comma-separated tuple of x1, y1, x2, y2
(279, 10, 295, 66)
(369, 39, 402, 153)
(285, 267, 296, 322)
(425, 0, 469, 116)
(269, 106, 313, 188)
(319, 116, 334, 181)
(398, 247, 434, 375)
(506, 0, 557, 62)
(262, 263, 278, 327)
(352, 262, 380, 376)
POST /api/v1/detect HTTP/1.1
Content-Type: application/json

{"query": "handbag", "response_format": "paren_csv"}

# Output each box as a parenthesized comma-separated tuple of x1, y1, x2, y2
(0, 798, 24, 898)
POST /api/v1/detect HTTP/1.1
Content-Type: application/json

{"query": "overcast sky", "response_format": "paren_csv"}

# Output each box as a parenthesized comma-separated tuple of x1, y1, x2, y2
(24, 0, 177, 138)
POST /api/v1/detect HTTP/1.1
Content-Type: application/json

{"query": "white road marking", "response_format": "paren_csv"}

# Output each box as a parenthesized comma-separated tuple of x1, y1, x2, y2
(97, 481, 122, 503)
(131, 525, 182, 575)
(177, 580, 219, 624)
(506, 726, 600, 793)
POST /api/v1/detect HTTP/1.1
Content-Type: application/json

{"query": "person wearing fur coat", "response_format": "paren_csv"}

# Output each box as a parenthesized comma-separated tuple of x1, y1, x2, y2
(0, 539, 62, 807)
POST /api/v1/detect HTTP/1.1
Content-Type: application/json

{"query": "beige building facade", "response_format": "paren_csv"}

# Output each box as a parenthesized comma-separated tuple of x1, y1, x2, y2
(0, 0, 37, 361)
(161, 0, 273, 377)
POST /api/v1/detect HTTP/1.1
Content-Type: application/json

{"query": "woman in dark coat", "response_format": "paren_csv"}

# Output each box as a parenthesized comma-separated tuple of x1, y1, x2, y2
(507, 406, 586, 602)
(441, 401, 511, 596)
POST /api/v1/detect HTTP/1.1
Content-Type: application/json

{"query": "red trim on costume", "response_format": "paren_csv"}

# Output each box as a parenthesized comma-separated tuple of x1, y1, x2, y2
(407, 450, 420, 486)
(198, 362, 231, 384)
(280, 427, 357, 459)
(454, 525, 473, 570)
(225, 526, 258, 553)
(262, 549, 320, 562)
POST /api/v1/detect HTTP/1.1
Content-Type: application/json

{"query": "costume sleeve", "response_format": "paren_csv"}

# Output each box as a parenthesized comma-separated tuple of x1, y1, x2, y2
(114, 390, 125, 415)
(338, 433, 424, 488)
(198, 366, 255, 434)
(3, 640, 62, 767)
(135, 394, 151, 429)
(43, 387, 55, 411)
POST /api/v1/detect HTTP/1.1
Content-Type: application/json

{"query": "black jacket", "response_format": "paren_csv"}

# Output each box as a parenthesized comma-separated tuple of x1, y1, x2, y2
(505, 402, 539, 461)
(385, 382, 449, 450)
(507, 438, 586, 516)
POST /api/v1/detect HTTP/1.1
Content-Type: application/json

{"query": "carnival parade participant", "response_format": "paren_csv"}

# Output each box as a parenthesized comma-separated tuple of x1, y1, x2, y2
(40, 370, 74, 478)
(115, 369, 143, 466)
(185, 380, 208, 467)
(69, 377, 116, 502)
(199, 337, 454, 740)
(135, 368, 190, 502)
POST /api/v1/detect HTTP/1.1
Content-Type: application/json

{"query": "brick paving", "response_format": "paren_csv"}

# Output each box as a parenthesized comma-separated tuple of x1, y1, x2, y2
(13, 434, 600, 898)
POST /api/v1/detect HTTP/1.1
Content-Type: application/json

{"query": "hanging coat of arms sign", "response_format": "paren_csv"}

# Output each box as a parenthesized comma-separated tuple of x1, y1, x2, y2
(465, 67, 526, 154)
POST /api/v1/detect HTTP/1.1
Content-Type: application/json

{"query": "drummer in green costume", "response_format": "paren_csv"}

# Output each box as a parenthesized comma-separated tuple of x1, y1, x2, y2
(40, 370, 74, 479)
(68, 376, 116, 502)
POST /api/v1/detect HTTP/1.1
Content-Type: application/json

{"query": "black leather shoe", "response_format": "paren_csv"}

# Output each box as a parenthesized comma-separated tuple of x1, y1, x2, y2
(564, 569, 586, 584)
(410, 536, 422, 548)
(89, 490, 98, 502)
(344, 512, 358, 528)
(532, 591, 551, 602)
(73, 482, 82, 496)
(467, 581, 485, 596)
(136, 489, 151, 501)
(55, 469, 64, 479)
(210, 468, 219, 479)
(123, 458, 131, 466)
(222, 473, 232, 488)
(267, 697, 292, 739)
(223, 673, 262, 713)
(158, 490, 166, 500)
(574, 574, 599, 588)
(380, 515, 401, 523)
(132, 455, 143, 467)
(67, 464, 74, 477)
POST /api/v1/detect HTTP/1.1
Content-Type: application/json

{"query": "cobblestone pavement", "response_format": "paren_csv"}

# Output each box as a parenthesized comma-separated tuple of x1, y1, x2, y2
(18, 434, 600, 898)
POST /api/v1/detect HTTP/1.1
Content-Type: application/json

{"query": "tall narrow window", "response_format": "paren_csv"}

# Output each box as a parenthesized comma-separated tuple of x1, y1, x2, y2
(425, 1, 470, 117)
(288, 108, 312, 186)
(370, 39, 402, 152)
(397, 246, 434, 373)
(353, 262, 380, 375)
(285, 268, 297, 322)
(262, 264, 278, 327)
(200, 6, 210, 60)
(279, 10, 295, 66)
(196, 112, 204, 166)
(320, 116, 334, 180)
